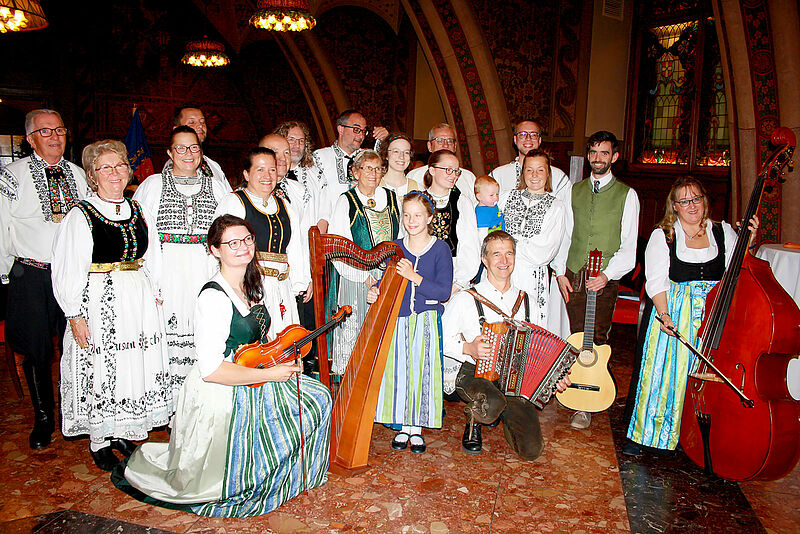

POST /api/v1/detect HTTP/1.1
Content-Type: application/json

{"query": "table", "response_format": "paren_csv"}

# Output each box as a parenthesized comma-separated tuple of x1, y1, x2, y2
(756, 244, 800, 307)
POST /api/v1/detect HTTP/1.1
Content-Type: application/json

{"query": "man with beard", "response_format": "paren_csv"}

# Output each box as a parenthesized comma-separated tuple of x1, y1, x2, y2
(0, 109, 89, 449)
(313, 110, 387, 233)
(553, 130, 640, 430)
(490, 120, 571, 203)
(174, 106, 232, 192)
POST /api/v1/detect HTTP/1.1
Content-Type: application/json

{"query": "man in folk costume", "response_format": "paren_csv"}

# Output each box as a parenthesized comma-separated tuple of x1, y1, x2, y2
(490, 119, 573, 338)
(312, 110, 388, 233)
(407, 123, 478, 205)
(553, 130, 640, 429)
(0, 109, 89, 449)
(174, 105, 232, 193)
(442, 231, 570, 459)
(273, 121, 322, 227)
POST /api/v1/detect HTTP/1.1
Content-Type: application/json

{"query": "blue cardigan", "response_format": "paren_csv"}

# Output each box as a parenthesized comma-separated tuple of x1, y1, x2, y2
(395, 237, 454, 317)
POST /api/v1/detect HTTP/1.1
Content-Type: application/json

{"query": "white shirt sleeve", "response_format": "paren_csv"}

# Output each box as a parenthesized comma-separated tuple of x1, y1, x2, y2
(328, 193, 369, 283)
(552, 189, 573, 276)
(442, 290, 481, 364)
(721, 221, 738, 267)
(603, 188, 640, 281)
(139, 204, 164, 291)
(51, 207, 92, 318)
(194, 288, 233, 378)
(284, 199, 311, 294)
(644, 228, 670, 299)
(517, 199, 566, 268)
(453, 194, 481, 288)
(213, 192, 247, 220)
(0, 168, 15, 280)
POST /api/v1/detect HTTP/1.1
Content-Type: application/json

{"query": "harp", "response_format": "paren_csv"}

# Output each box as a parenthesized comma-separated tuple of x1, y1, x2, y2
(309, 226, 407, 474)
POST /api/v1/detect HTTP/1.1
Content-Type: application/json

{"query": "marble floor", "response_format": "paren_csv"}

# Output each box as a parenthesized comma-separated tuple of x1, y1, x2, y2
(0, 324, 797, 533)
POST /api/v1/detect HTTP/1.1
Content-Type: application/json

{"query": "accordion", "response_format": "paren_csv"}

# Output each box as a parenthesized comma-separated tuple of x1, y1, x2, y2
(474, 319, 579, 409)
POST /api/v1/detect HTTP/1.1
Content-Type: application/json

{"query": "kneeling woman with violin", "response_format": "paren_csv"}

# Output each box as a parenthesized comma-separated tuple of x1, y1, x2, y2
(115, 214, 332, 517)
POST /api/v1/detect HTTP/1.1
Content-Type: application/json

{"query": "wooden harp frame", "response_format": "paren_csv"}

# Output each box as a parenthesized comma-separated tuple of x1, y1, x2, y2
(309, 227, 407, 474)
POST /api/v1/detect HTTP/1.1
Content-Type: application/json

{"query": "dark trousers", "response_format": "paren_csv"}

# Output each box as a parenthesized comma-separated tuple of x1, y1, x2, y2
(564, 268, 619, 346)
(296, 294, 317, 373)
(455, 362, 544, 460)
(6, 260, 65, 366)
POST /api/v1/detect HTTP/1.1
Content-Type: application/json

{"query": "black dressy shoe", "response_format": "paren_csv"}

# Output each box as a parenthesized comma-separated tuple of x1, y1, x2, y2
(110, 438, 137, 457)
(391, 432, 410, 451)
(462, 416, 482, 455)
(622, 441, 642, 456)
(90, 447, 121, 471)
(409, 435, 426, 454)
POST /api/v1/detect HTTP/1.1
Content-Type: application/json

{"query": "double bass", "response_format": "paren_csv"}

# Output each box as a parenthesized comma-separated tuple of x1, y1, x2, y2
(679, 127, 800, 481)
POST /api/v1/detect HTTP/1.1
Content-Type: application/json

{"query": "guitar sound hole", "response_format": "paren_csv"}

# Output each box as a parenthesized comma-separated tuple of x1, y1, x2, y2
(578, 349, 597, 367)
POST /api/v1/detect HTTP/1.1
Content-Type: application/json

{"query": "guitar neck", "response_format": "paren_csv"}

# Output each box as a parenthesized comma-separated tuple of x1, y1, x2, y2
(582, 290, 597, 351)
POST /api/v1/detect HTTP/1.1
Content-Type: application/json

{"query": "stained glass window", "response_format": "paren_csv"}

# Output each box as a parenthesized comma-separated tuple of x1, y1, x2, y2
(0, 134, 25, 168)
(631, 9, 729, 168)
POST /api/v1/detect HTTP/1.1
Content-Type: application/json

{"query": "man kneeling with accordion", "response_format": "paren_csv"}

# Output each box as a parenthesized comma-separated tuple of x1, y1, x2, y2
(442, 231, 574, 460)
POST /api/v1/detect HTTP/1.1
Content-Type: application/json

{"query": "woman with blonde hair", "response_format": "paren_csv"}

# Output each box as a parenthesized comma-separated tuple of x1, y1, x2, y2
(624, 176, 758, 456)
(52, 139, 171, 471)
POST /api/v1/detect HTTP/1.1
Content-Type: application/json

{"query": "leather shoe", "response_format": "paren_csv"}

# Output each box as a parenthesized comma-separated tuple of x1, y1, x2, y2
(90, 447, 121, 472)
(391, 432, 410, 451)
(409, 435, 426, 454)
(622, 441, 642, 456)
(462, 419, 482, 455)
(110, 438, 137, 458)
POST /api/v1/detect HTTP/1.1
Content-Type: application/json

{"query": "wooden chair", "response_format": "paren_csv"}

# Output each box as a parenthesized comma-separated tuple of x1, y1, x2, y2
(612, 264, 647, 333)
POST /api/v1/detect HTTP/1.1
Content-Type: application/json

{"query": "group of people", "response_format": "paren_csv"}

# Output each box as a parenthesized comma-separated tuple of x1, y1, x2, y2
(0, 104, 760, 518)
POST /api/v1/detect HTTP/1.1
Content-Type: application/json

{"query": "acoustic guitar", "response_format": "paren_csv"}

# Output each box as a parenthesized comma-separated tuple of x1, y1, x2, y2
(556, 249, 617, 412)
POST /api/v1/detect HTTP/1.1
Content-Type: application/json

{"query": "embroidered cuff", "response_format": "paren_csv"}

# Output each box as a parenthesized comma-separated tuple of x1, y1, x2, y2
(65, 313, 84, 321)
(1, 273, 8, 285)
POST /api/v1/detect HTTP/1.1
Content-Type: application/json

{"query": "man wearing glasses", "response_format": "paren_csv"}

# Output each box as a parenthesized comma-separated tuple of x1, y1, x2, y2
(0, 109, 89, 449)
(490, 120, 571, 202)
(553, 130, 640, 430)
(312, 110, 388, 233)
(174, 106, 232, 192)
(406, 123, 477, 205)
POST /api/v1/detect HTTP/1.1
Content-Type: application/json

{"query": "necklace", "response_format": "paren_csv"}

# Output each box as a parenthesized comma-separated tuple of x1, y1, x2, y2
(687, 227, 704, 241)
(97, 195, 125, 215)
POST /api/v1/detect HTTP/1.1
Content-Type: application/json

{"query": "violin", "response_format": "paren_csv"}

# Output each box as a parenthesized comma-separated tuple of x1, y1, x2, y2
(234, 305, 351, 387)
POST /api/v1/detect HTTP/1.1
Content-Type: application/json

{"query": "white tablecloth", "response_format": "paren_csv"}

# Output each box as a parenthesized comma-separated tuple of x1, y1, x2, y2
(756, 244, 800, 307)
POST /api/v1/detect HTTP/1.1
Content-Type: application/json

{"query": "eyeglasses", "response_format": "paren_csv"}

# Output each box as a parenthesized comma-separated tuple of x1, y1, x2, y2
(388, 149, 412, 157)
(431, 137, 456, 146)
(286, 136, 306, 145)
(515, 131, 542, 140)
(341, 124, 369, 135)
(358, 164, 384, 176)
(95, 163, 130, 176)
(220, 234, 255, 250)
(431, 165, 462, 177)
(29, 127, 68, 137)
(674, 196, 704, 207)
(172, 144, 201, 155)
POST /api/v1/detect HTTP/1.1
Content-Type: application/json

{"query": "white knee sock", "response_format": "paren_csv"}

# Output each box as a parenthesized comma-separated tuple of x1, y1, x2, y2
(89, 439, 111, 452)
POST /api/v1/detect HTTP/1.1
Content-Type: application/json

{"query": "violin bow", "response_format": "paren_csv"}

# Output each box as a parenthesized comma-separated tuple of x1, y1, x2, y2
(292, 342, 307, 495)
(655, 315, 754, 408)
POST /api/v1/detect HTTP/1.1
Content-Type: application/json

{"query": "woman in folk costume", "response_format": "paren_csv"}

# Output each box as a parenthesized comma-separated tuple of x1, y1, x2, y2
(369, 191, 453, 454)
(624, 177, 758, 455)
(52, 140, 172, 471)
(327, 149, 401, 375)
(421, 149, 481, 293)
(497, 150, 566, 327)
(378, 133, 419, 199)
(214, 147, 310, 336)
(117, 215, 332, 517)
(133, 126, 229, 397)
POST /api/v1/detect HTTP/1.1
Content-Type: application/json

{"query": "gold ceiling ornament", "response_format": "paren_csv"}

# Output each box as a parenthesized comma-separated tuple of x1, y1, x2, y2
(0, 0, 47, 33)
(250, 0, 316, 32)
(181, 37, 230, 68)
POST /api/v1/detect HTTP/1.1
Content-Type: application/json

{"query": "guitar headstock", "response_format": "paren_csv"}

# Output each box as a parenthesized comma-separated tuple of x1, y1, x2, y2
(587, 249, 603, 279)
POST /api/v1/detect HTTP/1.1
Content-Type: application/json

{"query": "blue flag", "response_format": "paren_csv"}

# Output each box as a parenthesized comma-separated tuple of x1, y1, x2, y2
(124, 108, 155, 181)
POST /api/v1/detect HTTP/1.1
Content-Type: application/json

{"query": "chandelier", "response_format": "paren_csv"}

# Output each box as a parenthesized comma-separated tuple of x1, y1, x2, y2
(181, 37, 230, 68)
(250, 0, 316, 32)
(0, 0, 48, 33)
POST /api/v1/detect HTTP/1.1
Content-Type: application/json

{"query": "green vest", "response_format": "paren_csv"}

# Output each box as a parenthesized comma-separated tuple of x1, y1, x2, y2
(345, 187, 400, 249)
(566, 177, 630, 272)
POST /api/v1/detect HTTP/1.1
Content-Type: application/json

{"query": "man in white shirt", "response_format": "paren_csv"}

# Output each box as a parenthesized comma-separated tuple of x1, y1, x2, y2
(489, 120, 571, 203)
(442, 231, 570, 459)
(407, 123, 477, 205)
(312, 110, 388, 233)
(174, 106, 232, 192)
(0, 109, 89, 449)
(274, 121, 322, 227)
(553, 130, 640, 429)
